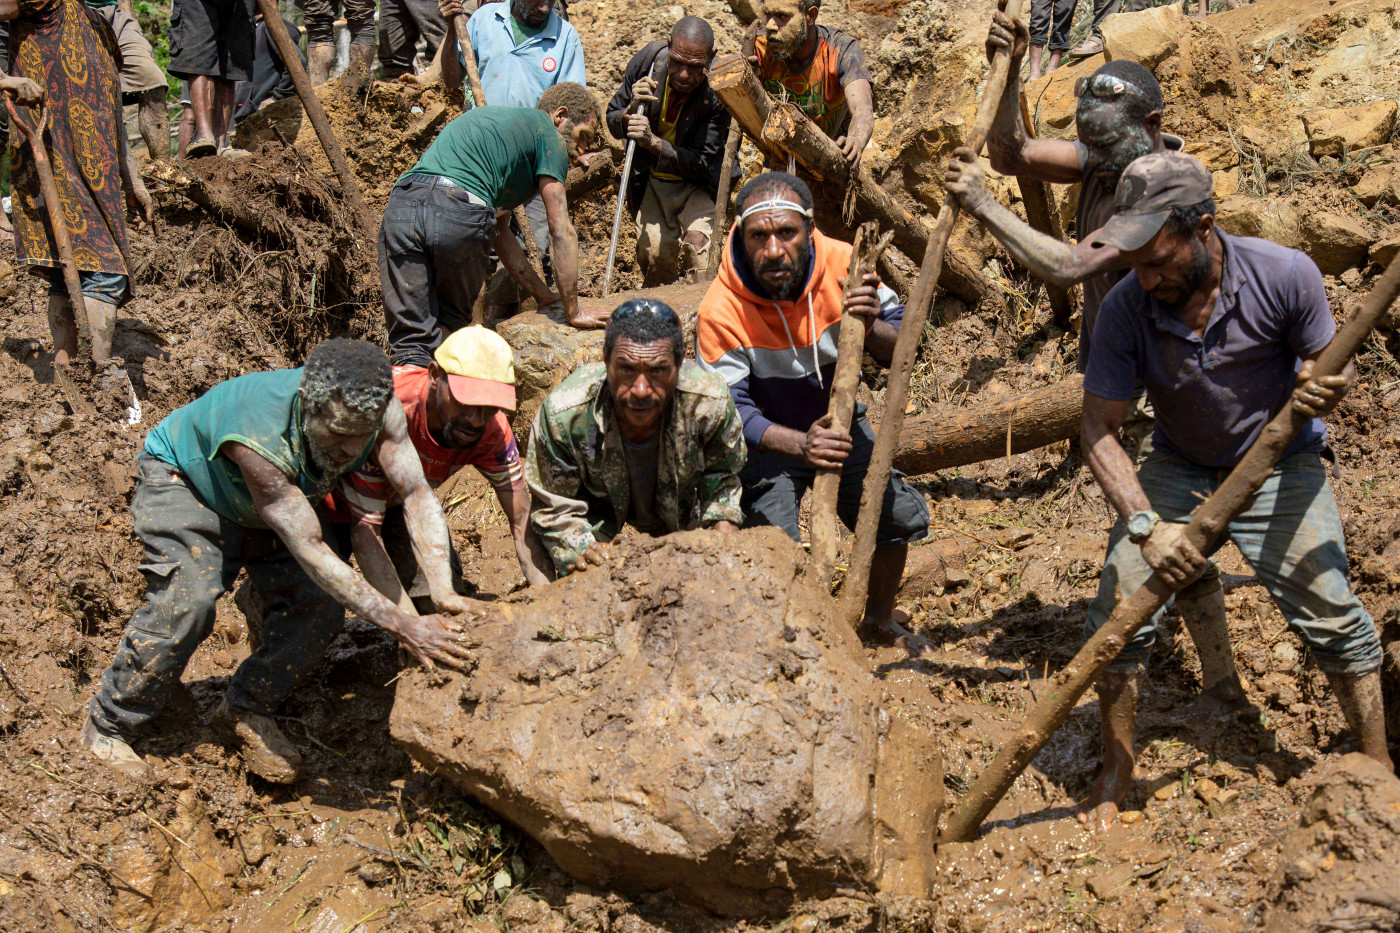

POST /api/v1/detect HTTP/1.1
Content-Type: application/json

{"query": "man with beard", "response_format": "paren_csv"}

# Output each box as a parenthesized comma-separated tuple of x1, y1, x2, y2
(696, 172, 929, 644)
(526, 299, 746, 577)
(606, 16, 734, 286)
(439, 0, 585, 279)
(81, 340, 487, 783)
(379, 82, 608, 355)
(1077, 151, 1391, 829)
(334, 326, 550, 595)
(746, 0, 873, 167)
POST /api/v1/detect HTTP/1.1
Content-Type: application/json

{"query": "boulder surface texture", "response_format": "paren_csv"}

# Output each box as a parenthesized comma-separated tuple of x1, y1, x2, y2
(390, 527, 943, 916)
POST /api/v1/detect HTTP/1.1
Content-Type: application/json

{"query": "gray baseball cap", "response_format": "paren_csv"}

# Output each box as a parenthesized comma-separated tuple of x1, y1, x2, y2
(1092, 151, 1214, 252)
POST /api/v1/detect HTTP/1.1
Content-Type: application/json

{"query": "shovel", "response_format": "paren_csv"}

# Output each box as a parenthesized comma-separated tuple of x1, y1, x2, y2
(5, 95, 96, 415)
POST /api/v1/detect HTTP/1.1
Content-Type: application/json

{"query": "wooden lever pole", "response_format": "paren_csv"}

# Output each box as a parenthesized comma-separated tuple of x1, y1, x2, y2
(839, 0, 1026, 626)
(939, 250, 1400, 843)
(706, 121, 743, 276)
(255, 0, 376, 243)
(1015, 91, 1073, 327)
(810, 222, 893, 582)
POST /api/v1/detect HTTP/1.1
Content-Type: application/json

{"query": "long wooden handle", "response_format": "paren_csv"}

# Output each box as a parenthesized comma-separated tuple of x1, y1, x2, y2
(453, 14, 487, 107)
(254, 0, 376, 243)
(939, 250, 1400, 843)
(810, 222, 892, 581)
(840, 0, 1027, 625)
(706, 121, 743, 276)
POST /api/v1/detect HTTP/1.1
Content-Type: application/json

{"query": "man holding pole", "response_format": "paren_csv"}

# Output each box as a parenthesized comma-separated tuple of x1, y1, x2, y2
(605, 16, 733, 287)
(1077, 151, 1391, 830)
(696, 172, 928, 642)
(379, 81, 608, 364)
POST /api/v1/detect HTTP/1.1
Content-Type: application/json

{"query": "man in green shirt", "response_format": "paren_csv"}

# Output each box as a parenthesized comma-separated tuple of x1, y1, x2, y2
(379, 82, 606, 364)
(82, 339, 486, 784)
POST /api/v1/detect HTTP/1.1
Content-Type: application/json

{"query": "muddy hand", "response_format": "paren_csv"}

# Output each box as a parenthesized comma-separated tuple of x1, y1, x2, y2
(398, 613, 475, 671)
(1292, 359, 1352, 417)
(434, 593, 494, 621)
(438, 0, 464, 19)
(840, 270, 881, 323)
(1, 77, 45, 107)
(127, 179, 155, 225)
(804, 415, 853, 470)
(1139, 521, 1205, 589)
(945, 147, 991, 212)
(568, 542, 613, 575)
(985, 3, 1029, 64)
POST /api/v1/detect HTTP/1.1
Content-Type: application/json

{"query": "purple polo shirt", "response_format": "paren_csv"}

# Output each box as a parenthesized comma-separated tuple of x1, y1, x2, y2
(1083, 232, 1335, 469)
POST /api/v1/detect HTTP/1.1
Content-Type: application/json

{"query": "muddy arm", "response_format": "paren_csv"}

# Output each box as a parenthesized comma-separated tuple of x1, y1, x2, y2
(1080, 391, 1147, 520)
(492, 482, 551, 587)
(349, 519, 417, 613)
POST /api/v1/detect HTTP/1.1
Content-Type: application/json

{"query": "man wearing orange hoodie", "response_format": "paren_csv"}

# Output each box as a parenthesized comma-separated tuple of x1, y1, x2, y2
(696, 171, 929, 643)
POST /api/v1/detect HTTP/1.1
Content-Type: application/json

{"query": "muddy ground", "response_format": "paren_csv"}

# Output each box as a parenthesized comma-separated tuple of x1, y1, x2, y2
(3, 0, 1400, 929)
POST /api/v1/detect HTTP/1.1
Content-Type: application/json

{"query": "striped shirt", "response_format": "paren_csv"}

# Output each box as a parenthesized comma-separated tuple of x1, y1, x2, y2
(334, 365, 524, 525)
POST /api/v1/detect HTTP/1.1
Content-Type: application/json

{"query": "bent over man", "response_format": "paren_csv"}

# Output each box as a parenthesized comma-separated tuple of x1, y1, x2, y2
(697, 171, 929, 643)
(606, 16, 732, 286)
(1077, 152, 1391, 830)
(83, 340, 484, 784)
(526, 300, 746, 577)
(379, 81, 606, 364)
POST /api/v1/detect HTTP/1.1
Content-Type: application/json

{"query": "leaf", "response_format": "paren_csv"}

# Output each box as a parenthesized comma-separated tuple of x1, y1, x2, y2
(428, 822, 449, 848)
(492, 869, 512, 892)
(452, 855, 467, 875)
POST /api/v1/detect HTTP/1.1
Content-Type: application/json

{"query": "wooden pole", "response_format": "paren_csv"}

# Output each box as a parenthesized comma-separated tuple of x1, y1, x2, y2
(707, 54, 998, 308)
(602, 138, 637, 295)
(707, 121, 743, 276)
(255, 0, 376, 243)
(1015, 92, 1073, 327)
(939, 251, 1400, 843)
(810, 223, 893, 582)
(892, 375, 1083, 477)
(839, 0, 1027, 627)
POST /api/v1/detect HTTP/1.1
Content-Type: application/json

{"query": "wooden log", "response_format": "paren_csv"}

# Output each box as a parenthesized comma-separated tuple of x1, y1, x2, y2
(938, 250, 1400, 844)
(566, 152, 619, 201)
(892, 375, 1083, 477)
(707, 55, 997, 308)
(811, 223, 892, 581)
(839, 0, 1027, 628)
(1016, 92, 1073, 326)
(254, 0, 376, 243)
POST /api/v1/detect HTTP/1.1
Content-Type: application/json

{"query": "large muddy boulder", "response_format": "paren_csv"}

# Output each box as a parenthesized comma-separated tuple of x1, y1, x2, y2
(389, 527, 943, 917)
(1261, 753, 1400, 932)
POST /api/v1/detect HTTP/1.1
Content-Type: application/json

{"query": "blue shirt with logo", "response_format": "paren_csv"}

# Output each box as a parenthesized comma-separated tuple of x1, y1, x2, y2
(1084, 232, 1335, 470)
(464, 2, 586, 109)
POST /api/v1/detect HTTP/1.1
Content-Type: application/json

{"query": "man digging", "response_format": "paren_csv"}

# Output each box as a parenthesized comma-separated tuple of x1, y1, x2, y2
(379, 81, 607, 362)
(82, 340, 489, 783)
(526, 299, 746, 578)
(606, 15, 734, 287)
(696, 172, 929, 645)
(1076, 151, 1391, 831)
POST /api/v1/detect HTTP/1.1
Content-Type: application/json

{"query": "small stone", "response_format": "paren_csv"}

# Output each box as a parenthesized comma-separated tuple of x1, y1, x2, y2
(1153, 783, 1179, 801)
(358, 861, 394, 885)
(791, 915, 821, 933)
(1118, 810, 1144, 825)
(1272, 642, 1300, 672)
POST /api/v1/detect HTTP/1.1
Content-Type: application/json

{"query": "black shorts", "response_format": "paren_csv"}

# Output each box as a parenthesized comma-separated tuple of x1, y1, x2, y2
(740, 409, 930, 548)
(168, 0, 254, 81)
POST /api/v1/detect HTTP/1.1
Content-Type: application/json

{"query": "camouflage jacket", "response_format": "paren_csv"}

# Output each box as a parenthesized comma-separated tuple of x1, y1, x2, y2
(525, 361, 747, 576)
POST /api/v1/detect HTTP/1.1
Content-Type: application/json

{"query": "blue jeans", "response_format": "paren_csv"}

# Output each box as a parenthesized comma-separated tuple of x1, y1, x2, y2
(1086, 452, 1381, 675)
(45, 269, 130, 306)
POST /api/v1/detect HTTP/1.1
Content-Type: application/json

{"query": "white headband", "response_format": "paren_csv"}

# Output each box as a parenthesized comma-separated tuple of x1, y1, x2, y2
(738, 198, 813, 222)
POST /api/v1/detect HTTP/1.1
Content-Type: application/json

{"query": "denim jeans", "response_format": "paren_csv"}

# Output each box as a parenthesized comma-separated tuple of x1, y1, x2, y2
(90, 456, 345, 738)
(1086, 451, 1381, 675)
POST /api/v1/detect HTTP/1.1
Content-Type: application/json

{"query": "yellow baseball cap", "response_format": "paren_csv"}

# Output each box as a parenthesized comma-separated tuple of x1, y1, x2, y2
(433, 326, 518, 412)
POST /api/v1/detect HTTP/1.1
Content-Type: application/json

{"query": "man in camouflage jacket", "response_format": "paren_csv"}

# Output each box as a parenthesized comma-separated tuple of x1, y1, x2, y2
(525, 300, 746, 577)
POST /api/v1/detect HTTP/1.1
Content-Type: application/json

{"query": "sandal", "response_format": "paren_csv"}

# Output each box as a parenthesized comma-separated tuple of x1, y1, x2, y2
(1067, 36, 1104, 58)
(186, 135, 217, 158)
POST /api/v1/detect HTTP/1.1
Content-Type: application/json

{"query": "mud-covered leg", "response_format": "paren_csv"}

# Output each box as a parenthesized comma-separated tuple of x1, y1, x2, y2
(1077, 670, 1141, 831)
(1175, 563, 1245, 704)
(1327, 671, 1394, 772)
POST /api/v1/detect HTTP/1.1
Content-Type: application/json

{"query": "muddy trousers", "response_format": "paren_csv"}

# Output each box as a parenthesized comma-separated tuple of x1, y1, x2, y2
(89, 456, 344, 740)
(303, 0, 378, 45)
(377, 0, 447, 79)
(1086, 451, 1382, 675)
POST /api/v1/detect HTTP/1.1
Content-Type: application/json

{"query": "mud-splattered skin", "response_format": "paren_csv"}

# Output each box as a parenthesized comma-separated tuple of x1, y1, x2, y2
(233, 396, 484, 670)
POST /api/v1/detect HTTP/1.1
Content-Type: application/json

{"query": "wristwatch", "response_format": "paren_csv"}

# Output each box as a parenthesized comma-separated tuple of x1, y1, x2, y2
(1126, 510, 1161, 544)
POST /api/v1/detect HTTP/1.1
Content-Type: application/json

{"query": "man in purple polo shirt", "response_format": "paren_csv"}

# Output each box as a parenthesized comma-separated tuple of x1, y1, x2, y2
(1077, 151, 1390, 832)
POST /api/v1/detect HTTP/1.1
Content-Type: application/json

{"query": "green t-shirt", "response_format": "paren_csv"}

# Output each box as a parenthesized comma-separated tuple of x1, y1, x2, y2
(399, 107, 569, 212)
(508, 14, 545, 47)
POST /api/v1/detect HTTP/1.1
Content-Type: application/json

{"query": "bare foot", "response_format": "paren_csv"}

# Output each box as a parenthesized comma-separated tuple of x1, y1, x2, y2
(857, 608, 933, 656)
(568, 307, 612, 329)
(1075, 748, 1137, 832)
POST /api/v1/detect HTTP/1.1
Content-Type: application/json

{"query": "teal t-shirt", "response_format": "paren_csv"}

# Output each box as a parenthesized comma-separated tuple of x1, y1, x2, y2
(399, 107, 569, 211)
(143, 369, 377, 528)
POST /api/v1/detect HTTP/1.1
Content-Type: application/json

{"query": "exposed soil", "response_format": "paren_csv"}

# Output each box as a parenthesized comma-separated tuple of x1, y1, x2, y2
(3, 0, 1400, 930)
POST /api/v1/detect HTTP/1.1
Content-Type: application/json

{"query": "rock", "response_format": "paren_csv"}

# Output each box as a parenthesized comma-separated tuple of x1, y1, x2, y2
(1212, 168, 1241, 201)
(1372, 234, 1400, 269)
(1215, 196, 1302, 249)
(390, 528, 943, 917)
(1299, 211, 1373, 275)
(1101, 4, 1188, 69)
(495, 281, 709, 443)
(236, 824, 277, 866)
(1300, 101, 1399, 158)
(897, 538, 968, 600)
(1026, 55, 1105, 140)
(899, 111, 968, 211)
(1261, 754, 1400, 933)
(1271, 641, 1300, 672)
(1353, 164, 1400, 207)
(1258, 672, 1301, 709)
(1186, 137, 1239, 172)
